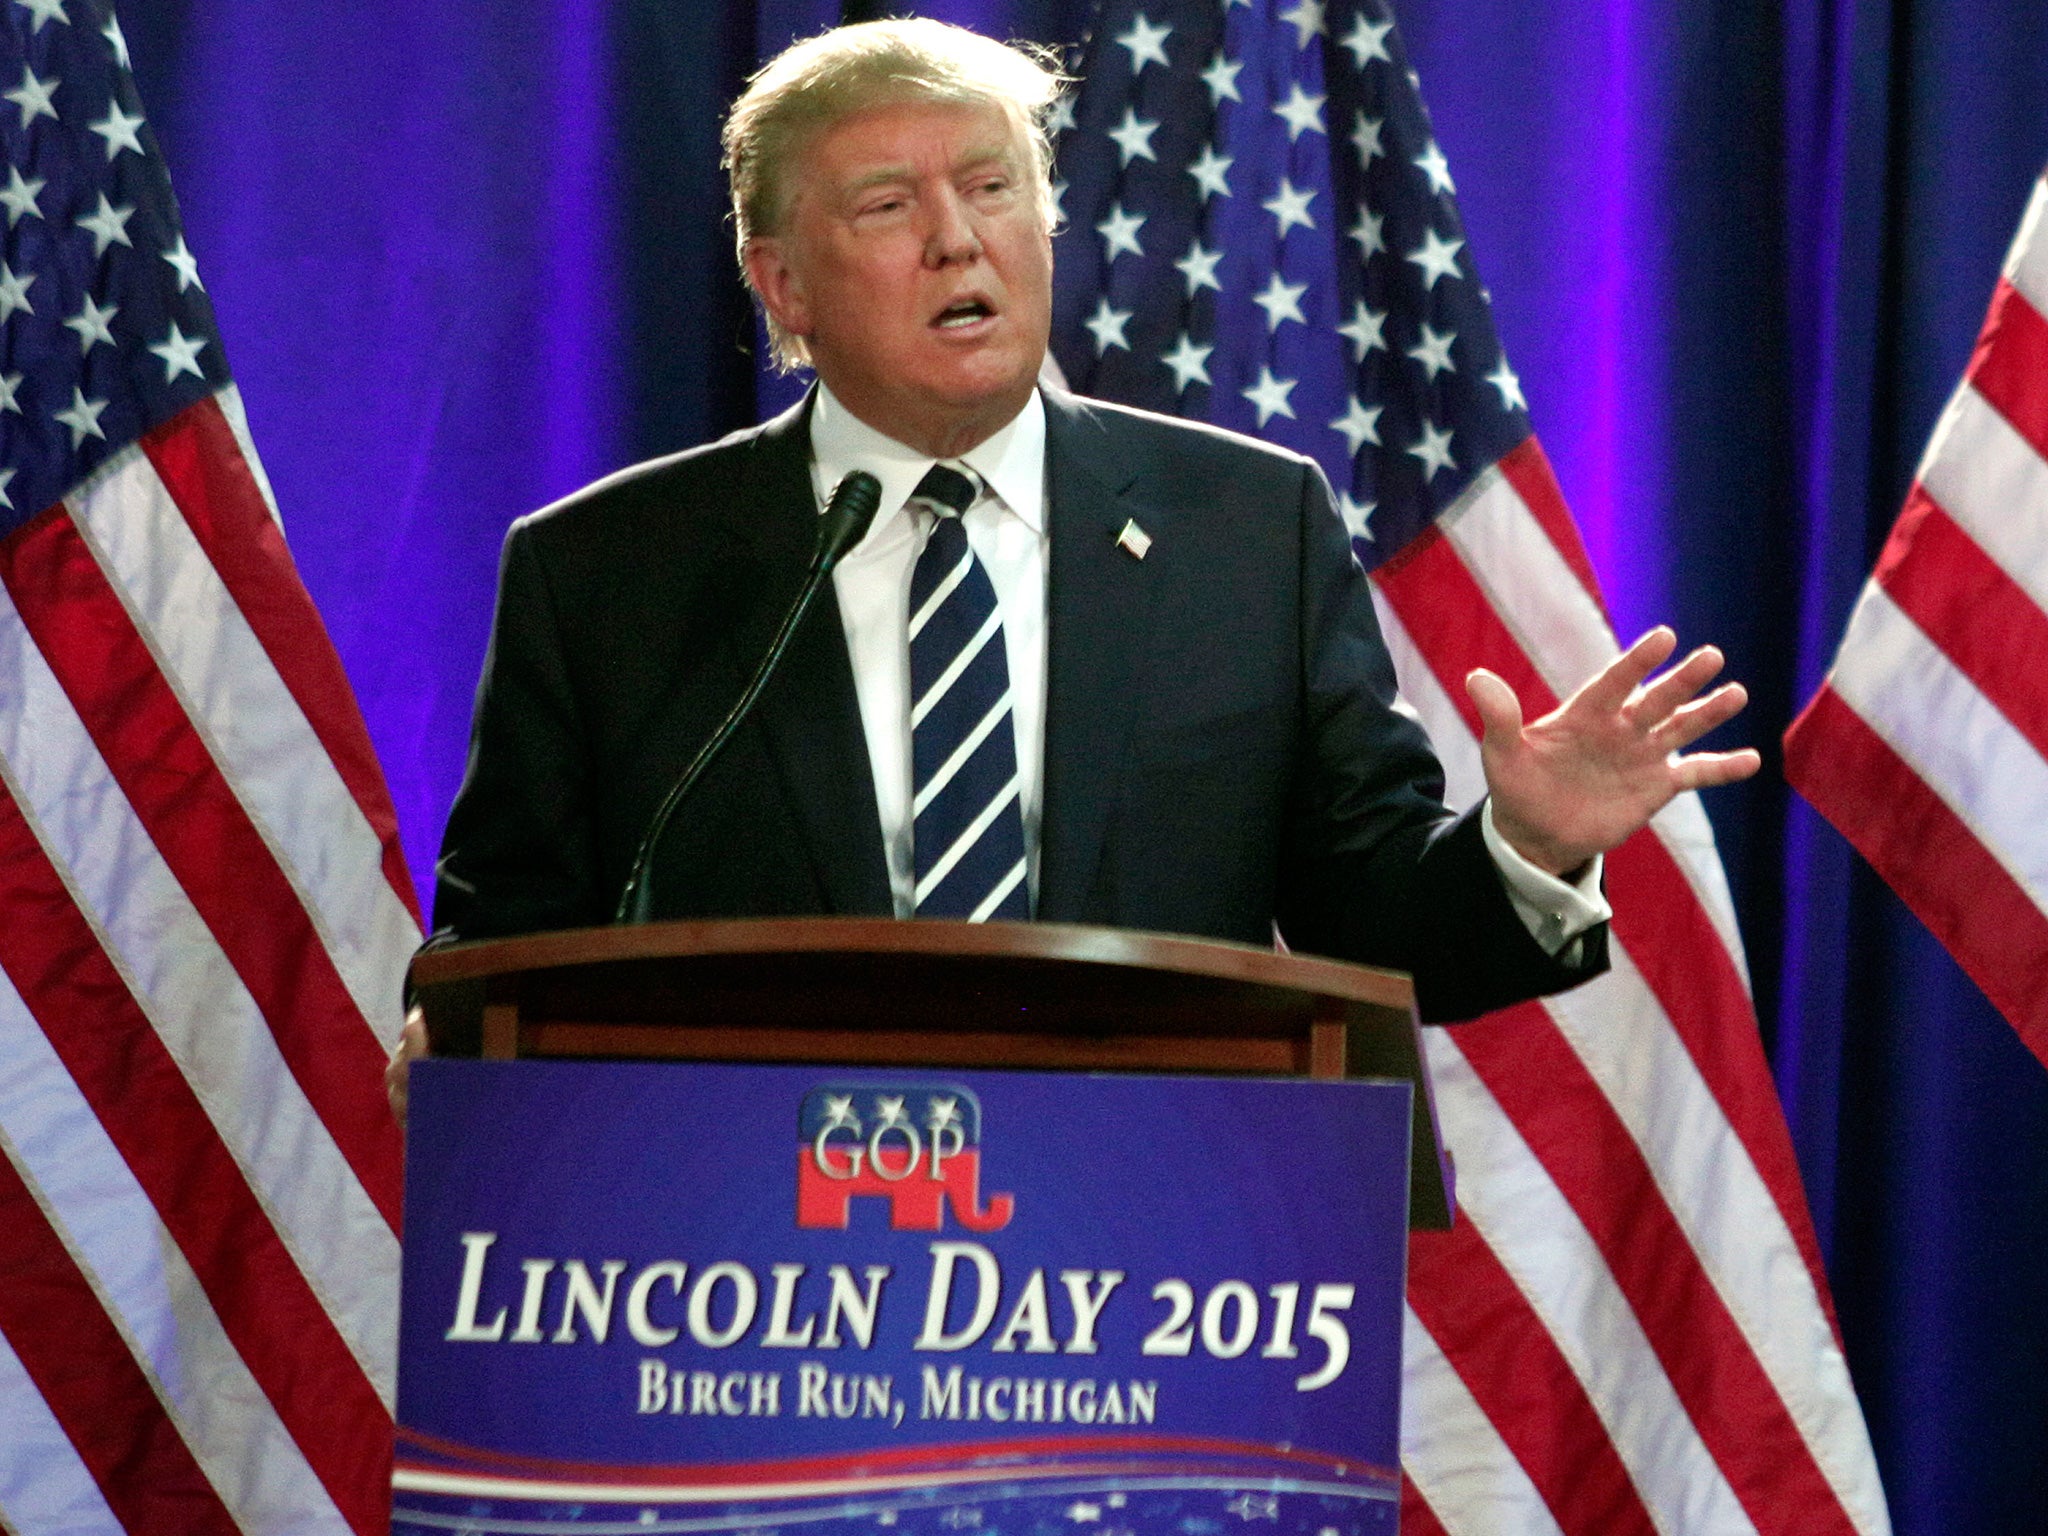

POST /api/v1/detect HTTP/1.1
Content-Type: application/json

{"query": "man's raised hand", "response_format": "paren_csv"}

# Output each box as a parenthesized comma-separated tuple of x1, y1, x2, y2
(1467, 627, 1761, 878)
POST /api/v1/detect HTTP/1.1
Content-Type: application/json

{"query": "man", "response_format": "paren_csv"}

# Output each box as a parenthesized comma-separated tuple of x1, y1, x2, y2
(398, 20, 1755, 1095)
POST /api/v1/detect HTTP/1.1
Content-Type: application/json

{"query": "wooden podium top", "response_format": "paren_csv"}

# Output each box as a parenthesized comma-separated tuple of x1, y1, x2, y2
(410, 918, 1448, 1227)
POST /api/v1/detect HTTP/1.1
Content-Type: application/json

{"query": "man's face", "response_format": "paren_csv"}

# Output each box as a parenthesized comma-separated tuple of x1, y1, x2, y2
(746, 99, 1054, 459)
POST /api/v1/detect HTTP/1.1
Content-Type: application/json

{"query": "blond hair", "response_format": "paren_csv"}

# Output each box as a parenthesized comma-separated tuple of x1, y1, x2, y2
(722, 18, 1067, 370)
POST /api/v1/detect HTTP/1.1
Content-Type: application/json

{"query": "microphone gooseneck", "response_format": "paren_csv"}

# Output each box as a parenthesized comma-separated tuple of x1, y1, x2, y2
(613, 469, 882, 925)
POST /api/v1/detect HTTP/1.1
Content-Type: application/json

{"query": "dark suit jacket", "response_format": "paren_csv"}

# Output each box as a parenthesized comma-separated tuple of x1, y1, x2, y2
(433, 387, 1605, 1021)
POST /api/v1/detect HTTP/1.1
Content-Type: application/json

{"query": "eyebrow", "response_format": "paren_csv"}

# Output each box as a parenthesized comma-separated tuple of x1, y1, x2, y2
(839, 144, 1021, 199)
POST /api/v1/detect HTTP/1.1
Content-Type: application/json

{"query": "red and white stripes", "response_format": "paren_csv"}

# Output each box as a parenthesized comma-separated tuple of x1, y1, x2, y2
(1375, 439, 1891, 1533)
(1787, 170, 2048, 1067)
(0, 387, 419, 1536)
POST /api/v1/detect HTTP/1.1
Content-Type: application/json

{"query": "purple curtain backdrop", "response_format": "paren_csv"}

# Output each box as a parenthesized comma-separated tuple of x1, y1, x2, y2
(121, 1, 2048, 1529)
(127, 0, 631, 913)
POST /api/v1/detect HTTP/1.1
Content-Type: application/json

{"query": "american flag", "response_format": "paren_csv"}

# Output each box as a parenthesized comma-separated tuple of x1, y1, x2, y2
(1050, 3, 1890, 1531)
(0, 2, 418, 1531)
(1785, 169, 2048, 1072)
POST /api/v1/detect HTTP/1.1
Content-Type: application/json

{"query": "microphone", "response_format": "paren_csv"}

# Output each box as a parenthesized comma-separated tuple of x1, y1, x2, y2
(614, 469, 882, 925)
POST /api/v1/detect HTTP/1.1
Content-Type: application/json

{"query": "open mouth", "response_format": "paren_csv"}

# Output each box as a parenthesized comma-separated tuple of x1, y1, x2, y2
(933, 298, 995, 329)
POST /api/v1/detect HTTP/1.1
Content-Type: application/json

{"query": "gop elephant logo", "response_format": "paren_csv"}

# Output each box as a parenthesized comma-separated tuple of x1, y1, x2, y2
(796, 1085, 1014, 1232)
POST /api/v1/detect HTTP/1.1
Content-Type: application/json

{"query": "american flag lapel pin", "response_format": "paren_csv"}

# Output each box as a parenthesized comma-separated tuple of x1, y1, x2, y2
(1116, 518, 1152, 560)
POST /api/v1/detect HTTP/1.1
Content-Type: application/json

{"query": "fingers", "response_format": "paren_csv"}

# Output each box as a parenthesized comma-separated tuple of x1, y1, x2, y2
(1653, 679, 1748, 750)
(1671, 746, 1762, 790)
(1465, 667, 1525, 743)
(1579, 626, 1678, 713)
(385, 1007, 428, 1134)
(1629, 644, 1726, 727)
(383, 1050, 408, 1134)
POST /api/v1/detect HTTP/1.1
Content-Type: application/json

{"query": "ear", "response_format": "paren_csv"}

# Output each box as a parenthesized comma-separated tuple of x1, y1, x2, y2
(744, 237, 812, 340)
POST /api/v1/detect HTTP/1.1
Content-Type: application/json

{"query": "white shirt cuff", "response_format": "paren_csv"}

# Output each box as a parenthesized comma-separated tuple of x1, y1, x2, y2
(1480, 799, 1612, 960)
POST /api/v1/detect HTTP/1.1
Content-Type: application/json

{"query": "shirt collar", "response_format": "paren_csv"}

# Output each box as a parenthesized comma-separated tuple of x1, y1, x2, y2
(808, 382, 1046, 546)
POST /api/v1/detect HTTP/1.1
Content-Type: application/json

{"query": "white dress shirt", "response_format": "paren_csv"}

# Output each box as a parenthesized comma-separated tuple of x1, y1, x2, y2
(813, 383, 1049, 917)
(808, 381, 1609, 952)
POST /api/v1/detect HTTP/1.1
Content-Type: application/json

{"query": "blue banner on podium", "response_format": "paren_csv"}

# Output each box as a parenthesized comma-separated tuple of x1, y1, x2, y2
(395, 1061, 1411, 1535)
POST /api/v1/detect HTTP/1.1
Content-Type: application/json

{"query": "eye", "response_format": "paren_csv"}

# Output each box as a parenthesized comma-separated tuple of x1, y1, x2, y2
(854, 192, 911, 221)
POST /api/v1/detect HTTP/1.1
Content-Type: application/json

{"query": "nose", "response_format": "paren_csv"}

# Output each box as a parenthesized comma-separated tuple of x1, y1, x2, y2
(924, 187, 983, 267)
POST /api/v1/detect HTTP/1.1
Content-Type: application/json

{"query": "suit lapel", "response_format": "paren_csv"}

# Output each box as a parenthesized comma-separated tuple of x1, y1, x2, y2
(738, 398, 894, 915)
(1037, 390, 1170, 921)
(725, 388, 1168, 922)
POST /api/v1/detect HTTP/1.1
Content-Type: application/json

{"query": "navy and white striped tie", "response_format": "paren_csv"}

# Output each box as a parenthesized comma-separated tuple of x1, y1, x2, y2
(907, 463, 1029, 921)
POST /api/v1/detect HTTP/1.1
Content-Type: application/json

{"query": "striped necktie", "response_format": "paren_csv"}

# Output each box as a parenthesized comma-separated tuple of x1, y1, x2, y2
(906, 463, 1029, 921)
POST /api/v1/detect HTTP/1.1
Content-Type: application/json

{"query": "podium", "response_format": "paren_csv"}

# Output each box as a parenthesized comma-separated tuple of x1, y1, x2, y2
(409, 916, 1450, 1228)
